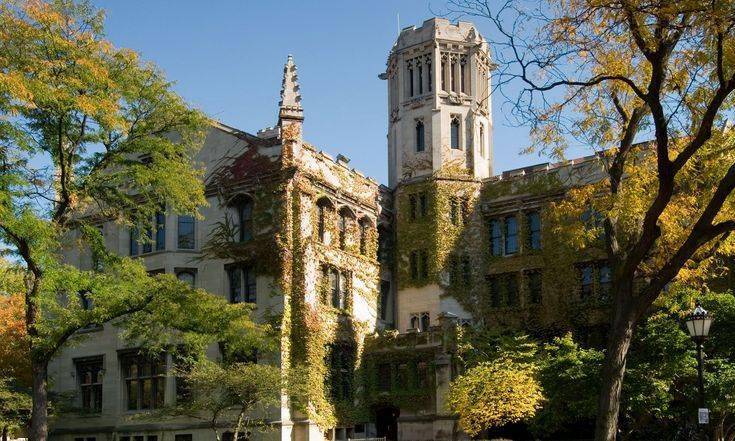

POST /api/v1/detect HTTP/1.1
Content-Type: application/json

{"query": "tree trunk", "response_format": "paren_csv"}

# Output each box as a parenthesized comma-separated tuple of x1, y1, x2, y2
(2, 425, 8, 441)
(715, 420, 725, 441)
(29, 359, 49, 441)
(595, 299, 637, 441)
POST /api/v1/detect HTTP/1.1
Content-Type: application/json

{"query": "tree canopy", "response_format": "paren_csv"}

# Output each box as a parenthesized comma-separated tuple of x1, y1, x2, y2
(0, 1, 272, 439)
(445, 0, 735, 438)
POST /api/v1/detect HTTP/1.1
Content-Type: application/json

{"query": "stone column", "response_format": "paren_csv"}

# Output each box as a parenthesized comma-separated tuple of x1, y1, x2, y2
(433, 312, 462, 441)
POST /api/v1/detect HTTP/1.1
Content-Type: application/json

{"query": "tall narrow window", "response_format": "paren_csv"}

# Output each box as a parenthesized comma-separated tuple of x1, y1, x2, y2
(418, 64, 423, 94)
(419, 249, 429, 279)
(155, 211, 165, 251)
(479, 124, 486, 158)
(76, 357, 103, 413)
(316, 198, 333, 244)
(505, 216, 518, 254)
(377, 363, 392, 391)
(408, 66, 414, 97)
(329, 345, 354, 401)
(416, 121, 425, 152)
(142, 225, 153, 254)
(527, 211, 541, 250)
(427, 57, 432, 92)
(318, 204, 326, 243)
(441, 60, 447, 91)
(460, 62, 466, 93)
(409, 194, 417, 221)
(409, 251, 419, 281)
(237, 197, 253, 243)
(129, 228, 139, 256)
(410, 314, 420, 330)
(330, 269, 347, 309)
(228, 265, 257, 303)
(420, 312, 430, 332)
(490, 219, 503, 256)
(450, 118, 460, 149)
(338, 209, 348, 250)
(450, 60, 457, 92)
(177, 215, 195, 249)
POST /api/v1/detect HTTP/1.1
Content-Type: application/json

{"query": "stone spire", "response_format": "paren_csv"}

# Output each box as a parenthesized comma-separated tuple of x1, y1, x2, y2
(278, 54, 304, 124)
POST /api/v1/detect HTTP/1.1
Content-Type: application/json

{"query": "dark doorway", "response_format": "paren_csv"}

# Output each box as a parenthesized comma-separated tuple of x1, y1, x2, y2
(375, 406, 399, 441)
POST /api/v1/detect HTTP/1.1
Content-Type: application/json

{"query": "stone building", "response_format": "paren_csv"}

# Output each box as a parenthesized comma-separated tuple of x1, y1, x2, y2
(49, 18, 609, 441)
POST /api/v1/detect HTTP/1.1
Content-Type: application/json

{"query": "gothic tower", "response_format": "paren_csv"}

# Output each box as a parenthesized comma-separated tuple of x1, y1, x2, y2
(382, 19, 494, 335)
(383, 18, 493, 188)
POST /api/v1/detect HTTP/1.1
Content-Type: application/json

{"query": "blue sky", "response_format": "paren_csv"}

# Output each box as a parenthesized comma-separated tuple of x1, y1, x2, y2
(94, 0, 570, 184)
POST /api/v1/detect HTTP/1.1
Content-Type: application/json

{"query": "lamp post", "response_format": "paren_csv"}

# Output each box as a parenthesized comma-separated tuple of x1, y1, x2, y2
(685, 302, 713, 435)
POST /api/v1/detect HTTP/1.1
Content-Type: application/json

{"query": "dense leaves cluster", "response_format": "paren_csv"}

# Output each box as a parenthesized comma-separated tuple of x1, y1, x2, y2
(449, 288, 735, 440)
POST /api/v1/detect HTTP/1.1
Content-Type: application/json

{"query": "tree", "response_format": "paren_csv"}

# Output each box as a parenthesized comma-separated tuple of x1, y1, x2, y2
(451, 287, 735, 439)
(446, 359, 543, 437)
(0, 263, 31, 441)
(532, 334, 602, 437)
(0, 1, 268, 440)
(0, 262, 31, 386)
(445, 1, 735, 439)
(0, 377, 32, 441)
(165, 359, 281, 441)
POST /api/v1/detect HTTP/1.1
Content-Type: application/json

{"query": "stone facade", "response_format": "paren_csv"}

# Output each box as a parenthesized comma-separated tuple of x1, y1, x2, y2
(49, 18, 609, 441)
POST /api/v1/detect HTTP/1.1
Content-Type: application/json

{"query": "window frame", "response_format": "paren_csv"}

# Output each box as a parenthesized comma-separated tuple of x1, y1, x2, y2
(489, 219, 503, 256)
(227, 264, 257, 304)
(177, 215, 195, 250)
(154, 211, 166, 251)
(120, 351, 166, 412)
(527, 211, 542, 251)
(415, 120, 425, 152)
(450, 117, 461, 150)
(75, 356, 103, 413)
(504, 215, 519, 255)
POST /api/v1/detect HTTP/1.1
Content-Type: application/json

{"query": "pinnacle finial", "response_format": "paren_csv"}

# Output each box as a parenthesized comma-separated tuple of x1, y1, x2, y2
(279, 54, 304, 123)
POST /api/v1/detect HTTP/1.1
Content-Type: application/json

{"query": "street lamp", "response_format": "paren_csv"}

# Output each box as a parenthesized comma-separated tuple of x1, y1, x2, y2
(685, 302, 713, 429)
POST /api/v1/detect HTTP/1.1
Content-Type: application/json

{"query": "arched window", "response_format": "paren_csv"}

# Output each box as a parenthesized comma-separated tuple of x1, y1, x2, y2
(416, 121, 425, 152)
(316, 198, 334, 244)
(230, 195, 253, 243)
(420, 312, 430, 332)
(410, 314, 420, 330)
(450, 118, 460, 149)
